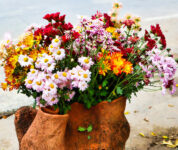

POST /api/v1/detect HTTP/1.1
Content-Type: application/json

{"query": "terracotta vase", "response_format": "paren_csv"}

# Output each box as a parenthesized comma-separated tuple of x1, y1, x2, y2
(14, 106, 37, 146)
(20, 108, 69, 150)
(65, 96, 130, 150)
(16, 97, 130, 150)
(41, 106, 60, 114)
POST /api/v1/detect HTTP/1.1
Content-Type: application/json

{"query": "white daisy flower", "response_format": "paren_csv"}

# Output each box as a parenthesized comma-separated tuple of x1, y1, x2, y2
(41, 54, 54, 65)
(52, 48, 65, 61)
(27, 69, 38, 78)
(32, 74, 45, 92)
(18, 55, 33, 67)
(25, 78, 34, 89)
(78, 81, 88, 91)
(44, 80, 57, 94)
(47, 96, 59, 106)
(81, 70, 91, 82)
(52, 72, 61, 84)
(44, 63, 56, 73)
(52, 36, 61, 47)
(59, 71, 69, 82)
(78, 56, 94, 69)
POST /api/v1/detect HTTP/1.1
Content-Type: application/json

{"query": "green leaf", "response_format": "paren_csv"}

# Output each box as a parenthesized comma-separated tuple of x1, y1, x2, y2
(87, 124, 93, 132)
(40, 99, 46, 105)
(89, 89, 94, 96)
(53, 104, 59, 111)
(116, 87, 123, 95)
(86, 102, 92, 109)
(102, 80, 108, 87)
(107, 99, 112, 102)
(100, 90, 108, 96)
(78, 126, 86, 132)
(33, 100, 36, 109)
(64, 94, 69, 100)
(88, 135, 91, 140)
(32, 92, 37, 99)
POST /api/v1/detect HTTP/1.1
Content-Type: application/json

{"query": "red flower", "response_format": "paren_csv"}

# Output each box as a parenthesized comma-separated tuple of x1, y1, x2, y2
(62, 35, 68, 43)
(43, 26, 57, 37)
(147, 39, 156, 50)
(160, 36, 166, 49)
(43, 14, 53, 22)
(59, 15, 66, 23)
(144, 30, 150, 41)
(121, 47, 134, 57)
(104, 13, 114, 28)
(123, 19, 135, 28)
(150, 24, 166, 49)
(62, 23, 73, 30)
(72, 31, 80, 39)
(128, 36, 139, 44)
(53, 22, 62, 28)
(91, 11, 103, 20)
(52, 12, 60, 21)
(34, 28, 43, 36)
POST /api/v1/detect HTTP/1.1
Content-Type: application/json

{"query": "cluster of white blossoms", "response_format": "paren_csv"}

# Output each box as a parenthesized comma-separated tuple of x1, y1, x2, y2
(18, 36, 94, 106)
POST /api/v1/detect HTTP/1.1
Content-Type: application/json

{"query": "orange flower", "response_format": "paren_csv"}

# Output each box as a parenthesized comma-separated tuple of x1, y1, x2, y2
(1, 83, 7, 90)
(123, 61, 133, 74)
(99, 60, 111, 76)
(110, 52, 133, 76)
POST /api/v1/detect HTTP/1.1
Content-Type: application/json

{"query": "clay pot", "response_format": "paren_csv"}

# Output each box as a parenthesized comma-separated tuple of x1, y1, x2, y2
(16, 97, 130, 150)
(65, 96, 130, 150)
(41, 106, 59, 114)
(20, 108, 69, 150)
(14, 106, 37, 146)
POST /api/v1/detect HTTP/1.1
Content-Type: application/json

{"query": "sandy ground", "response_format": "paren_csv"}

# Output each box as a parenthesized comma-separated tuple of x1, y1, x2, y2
(0, 17, 178, 150)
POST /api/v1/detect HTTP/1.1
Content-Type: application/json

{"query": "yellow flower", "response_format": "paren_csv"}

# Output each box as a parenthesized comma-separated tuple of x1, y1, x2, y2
(112, 32, 120, 39)
(123, 62, 133, 74)
(134, 17, 141, 23)
(113, 2, 122, 9)
(125, 14, 132, 20)
(99, 60, 111, 76)
(1, 83, 7, 90)
(106, 27, 116, 33)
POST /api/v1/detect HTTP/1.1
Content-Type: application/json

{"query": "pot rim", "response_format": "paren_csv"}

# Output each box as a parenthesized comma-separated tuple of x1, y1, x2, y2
(71, 96, 126, 107)
(39, 107, 69, 117)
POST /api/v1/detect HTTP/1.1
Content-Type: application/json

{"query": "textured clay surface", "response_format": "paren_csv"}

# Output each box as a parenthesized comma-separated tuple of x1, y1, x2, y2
(16, 97, 130, 150)
(14, 106, 37, 146)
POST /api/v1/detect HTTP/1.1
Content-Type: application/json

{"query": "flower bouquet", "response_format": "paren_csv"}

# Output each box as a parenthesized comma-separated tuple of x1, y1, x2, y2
(0, 2, 177, 150)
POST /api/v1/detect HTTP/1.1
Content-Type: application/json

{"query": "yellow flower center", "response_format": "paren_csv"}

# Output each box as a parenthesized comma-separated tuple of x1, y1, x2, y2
(31, 70, 35, 74)
(54, 74, 59, 79)
(23, 57, 29, 62)
(44, 59, 49, 63)
(84, 58, 89, 64)
(46, 76, 50, 79)
(78, 71, 82, 76)
(7, 40, 10, 44)
(36, 81, 42, 86)
(62, 72, 67, 77)
(28, 80, 33, 84)
(51, 97, 55, 101)
(57, 50, 61, 55)
(50, 83, 54, 89)
(54, 39, 59, 43)
(48, 64, 51, 67)
(83, 74, 88, 78)
(50, 45, 53, 48)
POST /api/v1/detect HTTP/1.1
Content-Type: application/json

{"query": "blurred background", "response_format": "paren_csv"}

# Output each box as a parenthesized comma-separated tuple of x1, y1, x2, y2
(0, 0, 178, 150)
(0, 0, 178, 40)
